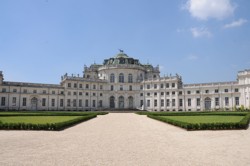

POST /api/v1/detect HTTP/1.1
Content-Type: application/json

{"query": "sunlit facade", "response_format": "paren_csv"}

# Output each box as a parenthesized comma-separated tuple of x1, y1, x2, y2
(0, 51, 250, 111)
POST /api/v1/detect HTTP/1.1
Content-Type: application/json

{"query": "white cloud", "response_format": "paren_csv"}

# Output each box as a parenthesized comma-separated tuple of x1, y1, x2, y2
(185, 0, 235, 20)
(187, 55, 198, 60)
(223, 18, 248, 28)
(190, 27, 212, 38)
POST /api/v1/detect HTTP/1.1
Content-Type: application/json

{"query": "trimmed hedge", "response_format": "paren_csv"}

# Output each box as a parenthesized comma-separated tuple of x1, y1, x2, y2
(147, 113, 250, 130)
(136, 111, 248, 116)
(0, 114, 97, 131)
(0, 111, 108, 117)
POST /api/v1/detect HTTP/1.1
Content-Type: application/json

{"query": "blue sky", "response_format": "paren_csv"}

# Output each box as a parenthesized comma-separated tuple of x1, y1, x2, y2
(0, 0, 249, 84)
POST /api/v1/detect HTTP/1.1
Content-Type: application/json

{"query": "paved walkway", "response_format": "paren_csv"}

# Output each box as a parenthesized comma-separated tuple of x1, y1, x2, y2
(1, 113, 250, 166)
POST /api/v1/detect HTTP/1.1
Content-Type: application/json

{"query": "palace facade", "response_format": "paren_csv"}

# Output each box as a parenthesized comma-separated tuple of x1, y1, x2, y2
(0, 52, 250, 111)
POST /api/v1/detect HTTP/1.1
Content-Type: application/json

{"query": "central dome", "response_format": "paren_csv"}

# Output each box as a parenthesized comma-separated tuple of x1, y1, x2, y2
(114, 52, 129, 59)
(103, 51, 140, 65)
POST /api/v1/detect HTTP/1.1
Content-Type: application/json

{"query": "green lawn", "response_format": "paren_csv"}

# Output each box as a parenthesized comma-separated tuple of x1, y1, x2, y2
(159, 115, 245, 124)
(0, 116, 82, 124)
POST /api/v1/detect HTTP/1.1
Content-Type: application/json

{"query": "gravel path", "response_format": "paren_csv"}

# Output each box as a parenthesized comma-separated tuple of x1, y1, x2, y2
(1, 113, 250, 166)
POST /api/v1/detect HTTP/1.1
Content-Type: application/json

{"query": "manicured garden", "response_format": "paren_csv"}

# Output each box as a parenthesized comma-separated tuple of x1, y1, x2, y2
(0, 111, 108, 131)
(136, 111, 250, 130)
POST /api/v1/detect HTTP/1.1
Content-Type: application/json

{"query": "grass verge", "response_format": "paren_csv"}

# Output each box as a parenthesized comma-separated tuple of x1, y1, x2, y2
(0, 111, 108, 131)
(137, 111, 250, 130)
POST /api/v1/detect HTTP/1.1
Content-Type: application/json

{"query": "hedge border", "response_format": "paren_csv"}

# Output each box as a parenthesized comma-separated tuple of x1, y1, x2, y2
(0, 114, 97, 131)
(147, 113, 250, 130)
(0, 111, 108, 131)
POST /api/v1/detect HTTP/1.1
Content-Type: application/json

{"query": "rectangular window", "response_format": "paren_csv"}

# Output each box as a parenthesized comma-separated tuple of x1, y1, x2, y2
(60, 99, 64, 107)
(225, 97, 229, 106)
(43, 90, 46, 94)
(13, 89, 17, 93)
(60, 91, 64, 95)
(52, 91, 55, 94)
(179, 91, 182, 95)
(140, 85, 143, 90)
(172, 83, 175, 88)
(160, 84, 164, 89)
(196, 98, 200, 106)
(23, 89, 27, 93)
(172, 91, 175, 95)
(154, 92, 157, 96)
(166, 92, 170, 96)
(79, 84, 82, 88)
(147, 93, 150, 96)
(67, 99, 71, 107)
(99, 100, 103, 107)
(140, 100, 143, 107)
(196, 90, 200, 94)
(100, 93, 103, 97)
(224, 89, 228, 93)
(51, 99, 55, 107)
(235, 97, 239, 106)
(92, 100, 96, 107)
(215, 89, 219, 93)
(161, 99, 164, 107)
(93, 85, 96, 89)
(154, 100, 157, 107)
(161, 92, 164, 96)
(68, 91, 71, 95)
(166, 99, 170, 107)
(79, 92, 82, 96)
(93, 93, 96, 96)
(166, 83, 169, 88)
(179, 99, 183, 107)
(79, 99, 82, 107)
(235, 88, 239, 92)
(12, 97, 16, 105)
(147, 100, 150, 107)
(86, 92, 89, 96)
(73, 92, 77, 95)
(205, 90, 209, 94)
(22, 98, 27, 106)
(147, 84, 150, 89)
(68, 83, 71, 88)
(187, 91, 191, 94)
(86, 84, 89, 89)
(2, 88, 6, 92)
(33, 90, 37, 94)
(74, 83, 77, 88)
(129, 85, 132, 91)
(172, 99, 176, 107)
(154, 84, 157, 89)
(73, 99, 77, 107)
(42, 98, 46, 106)
(100, 85, 103, 90)
(111, 85, 114, 91)
(1, 97, 6, 106)
(85, 99, 89, 107)
(140, 93, 143, 97)
(215, 97, 219, 106)
(188, 98, 191, 106)
(120, 85, 123, 91)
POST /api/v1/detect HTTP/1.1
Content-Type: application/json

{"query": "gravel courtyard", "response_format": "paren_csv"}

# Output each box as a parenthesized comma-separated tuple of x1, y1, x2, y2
(1, 113, 250, 166)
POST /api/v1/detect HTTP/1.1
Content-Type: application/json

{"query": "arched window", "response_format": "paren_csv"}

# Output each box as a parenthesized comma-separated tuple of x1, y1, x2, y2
(128, 74, 133, 83)
(118, 96, 124, 108)
(128, 96, 134, 108)
(110, 73, 115, 83)
(110, 96, 115, 108)
(119, 73, 124, 83)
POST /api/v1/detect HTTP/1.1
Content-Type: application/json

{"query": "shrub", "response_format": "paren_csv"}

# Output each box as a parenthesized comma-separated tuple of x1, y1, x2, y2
(147, 113, 250, 131)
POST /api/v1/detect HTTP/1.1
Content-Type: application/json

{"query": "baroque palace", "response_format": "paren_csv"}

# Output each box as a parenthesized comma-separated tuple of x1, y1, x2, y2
(0, 51, 250, 111)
